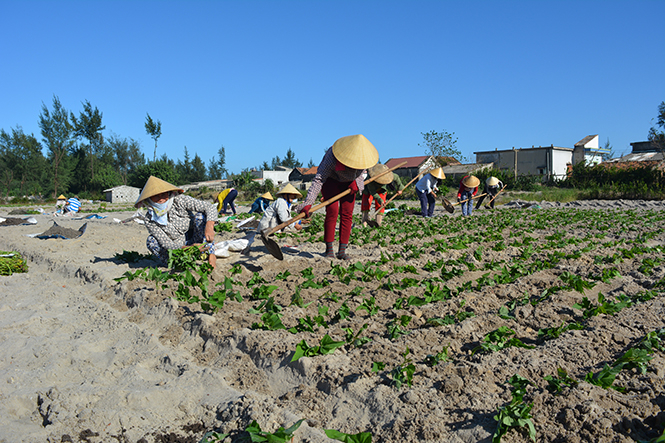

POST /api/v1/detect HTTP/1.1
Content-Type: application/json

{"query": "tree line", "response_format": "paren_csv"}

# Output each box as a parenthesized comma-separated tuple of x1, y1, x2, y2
(0, 95, 308, 200)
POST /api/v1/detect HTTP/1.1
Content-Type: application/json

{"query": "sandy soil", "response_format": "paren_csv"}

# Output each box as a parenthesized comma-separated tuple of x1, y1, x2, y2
(0, 199, 664, 443)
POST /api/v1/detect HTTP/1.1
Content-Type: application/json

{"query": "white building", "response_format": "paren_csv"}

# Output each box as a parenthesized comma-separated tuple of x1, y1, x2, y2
(573, 135, 609, 165)
(251, 166, 292, 186)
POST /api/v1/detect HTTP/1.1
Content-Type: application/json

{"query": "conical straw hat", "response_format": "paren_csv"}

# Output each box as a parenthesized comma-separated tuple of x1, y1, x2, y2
(463, 175, 480, 188)
(135, 176, 183, 208)
(331, 134, 379, 170)
(368, 163, 394, 185)
(487, 176, 500, 186)
(261, 192, 274, 200)
(277, 183, 302, 197)
(57, 194, 67, 200)
(430, 167, 445, 179)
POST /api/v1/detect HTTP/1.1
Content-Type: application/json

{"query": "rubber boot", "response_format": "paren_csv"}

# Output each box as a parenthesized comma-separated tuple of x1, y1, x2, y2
(361, 211, 370, 228)
(325, 242, 335, 259)
(375, 214, 384, 227)
(337, 243, 350, 260)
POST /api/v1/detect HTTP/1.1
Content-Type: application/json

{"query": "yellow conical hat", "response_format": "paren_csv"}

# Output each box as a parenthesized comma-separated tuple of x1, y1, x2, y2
(368, 163, 394, 185)
(463, 175, 480, 188)
(57, 194, 67, 200)
(261, 192, 274, 200)
(135, 176, 183, 208)
(331, 134, 379, 170)
(430, 167, 445, 179)
(277, 183, 302, 197)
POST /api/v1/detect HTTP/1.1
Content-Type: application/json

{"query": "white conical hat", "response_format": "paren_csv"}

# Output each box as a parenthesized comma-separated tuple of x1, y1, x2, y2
(331, 134, 379, 170)
(487, 176, 500, 186)
(135, 176, 183, 208)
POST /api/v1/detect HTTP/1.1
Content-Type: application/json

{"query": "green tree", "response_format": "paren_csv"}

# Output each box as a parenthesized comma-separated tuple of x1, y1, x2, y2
(419, 130, 462, 165)
(648, 101, 665, 154)
(176, 146, 192, 183)
(108, 134, 145, 185)
(190, 153, 207, 182)
(145, 113, 162, 161)
(281, 148, 302, 168)
(0, 127, 47, 196)
(129, 156, 180, 188)
(71, 100, 105, 185)
(39, 96, 75, 197)
(207, 146, 227, 179)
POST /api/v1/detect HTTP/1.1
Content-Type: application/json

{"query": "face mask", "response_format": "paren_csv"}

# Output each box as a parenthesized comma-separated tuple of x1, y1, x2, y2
(291, 198, 299, 204)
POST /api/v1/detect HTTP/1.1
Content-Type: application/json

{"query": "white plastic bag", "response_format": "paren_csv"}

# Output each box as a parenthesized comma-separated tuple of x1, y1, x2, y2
(214, 239, 249, 258)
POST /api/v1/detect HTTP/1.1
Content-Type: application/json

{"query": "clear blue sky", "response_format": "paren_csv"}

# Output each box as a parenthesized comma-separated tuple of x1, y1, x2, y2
(1, 0, 663, 176)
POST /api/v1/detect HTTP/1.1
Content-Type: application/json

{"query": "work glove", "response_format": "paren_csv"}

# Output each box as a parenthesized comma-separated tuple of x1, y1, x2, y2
(348, 181, 359, 194)
(300, 205, 312, 218)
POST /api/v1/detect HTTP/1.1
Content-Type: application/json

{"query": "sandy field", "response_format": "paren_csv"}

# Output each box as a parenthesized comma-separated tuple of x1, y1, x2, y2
(0, 198, 664, 443)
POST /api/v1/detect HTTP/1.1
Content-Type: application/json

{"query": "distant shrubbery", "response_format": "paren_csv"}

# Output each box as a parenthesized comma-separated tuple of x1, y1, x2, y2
(566, 161, 665, 200)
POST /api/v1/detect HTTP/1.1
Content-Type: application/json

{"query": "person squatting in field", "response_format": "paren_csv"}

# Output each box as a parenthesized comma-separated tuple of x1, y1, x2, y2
(361, 163, 404, 227)
(258, 184, 303, 233)
(297, 134, 379, 260)
(136, 176, 218, 268)
(415, 167, 446, 217)
(249, 192, 274, 214)
(475, 176, 504, 209)
(457, 175, 480, 216)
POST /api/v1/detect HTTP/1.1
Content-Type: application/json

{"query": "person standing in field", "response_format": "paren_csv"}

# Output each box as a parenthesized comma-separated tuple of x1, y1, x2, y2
(361, 163, 404, 227)
(415, 167, 445, 217)
(457, 175, 480, 216)
(216, 187, 238, 215)
(475, 176, 504, 210)
(297, 134, 379, 260)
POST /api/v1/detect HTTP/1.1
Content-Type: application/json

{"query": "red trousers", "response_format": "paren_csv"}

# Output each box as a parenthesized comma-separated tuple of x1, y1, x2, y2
(361, 192, 387, 213)
(322, 178, 355, 244)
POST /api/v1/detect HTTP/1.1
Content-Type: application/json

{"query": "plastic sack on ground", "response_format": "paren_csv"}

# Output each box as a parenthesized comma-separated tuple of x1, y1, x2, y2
(214, 238, 249, 258)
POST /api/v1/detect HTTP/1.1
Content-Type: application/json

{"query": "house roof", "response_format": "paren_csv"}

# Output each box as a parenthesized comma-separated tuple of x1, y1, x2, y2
(474, 146, 573, 154)
(297, 166, 318, 175)
(575, 135, 598, 147)
(605, 152, 664, 163)
(385, 156, 431, 169)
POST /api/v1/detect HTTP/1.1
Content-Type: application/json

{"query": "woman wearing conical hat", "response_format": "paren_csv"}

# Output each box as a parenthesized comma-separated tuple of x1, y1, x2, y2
(475, 176, 504, 210)
(248, 192, 274, 214)
(361, 163, 404, 227)
(258, 184, 303, 233)
(135, 176, 219, 268)
(297, 135, 379, 260)
(457, 175, 480, 216)
(415, 167, 445, 217)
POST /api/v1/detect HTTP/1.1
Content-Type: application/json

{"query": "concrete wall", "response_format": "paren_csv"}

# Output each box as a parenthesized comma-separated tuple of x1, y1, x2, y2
(475, 148, 572, 178)
(104, 186, 140, 203)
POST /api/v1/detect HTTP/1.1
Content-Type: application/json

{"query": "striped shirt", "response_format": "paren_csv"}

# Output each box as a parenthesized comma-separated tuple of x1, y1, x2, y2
(66, 197, 81, 212)
(146, 194, 218, 251)
(299, 147, 366, 208)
